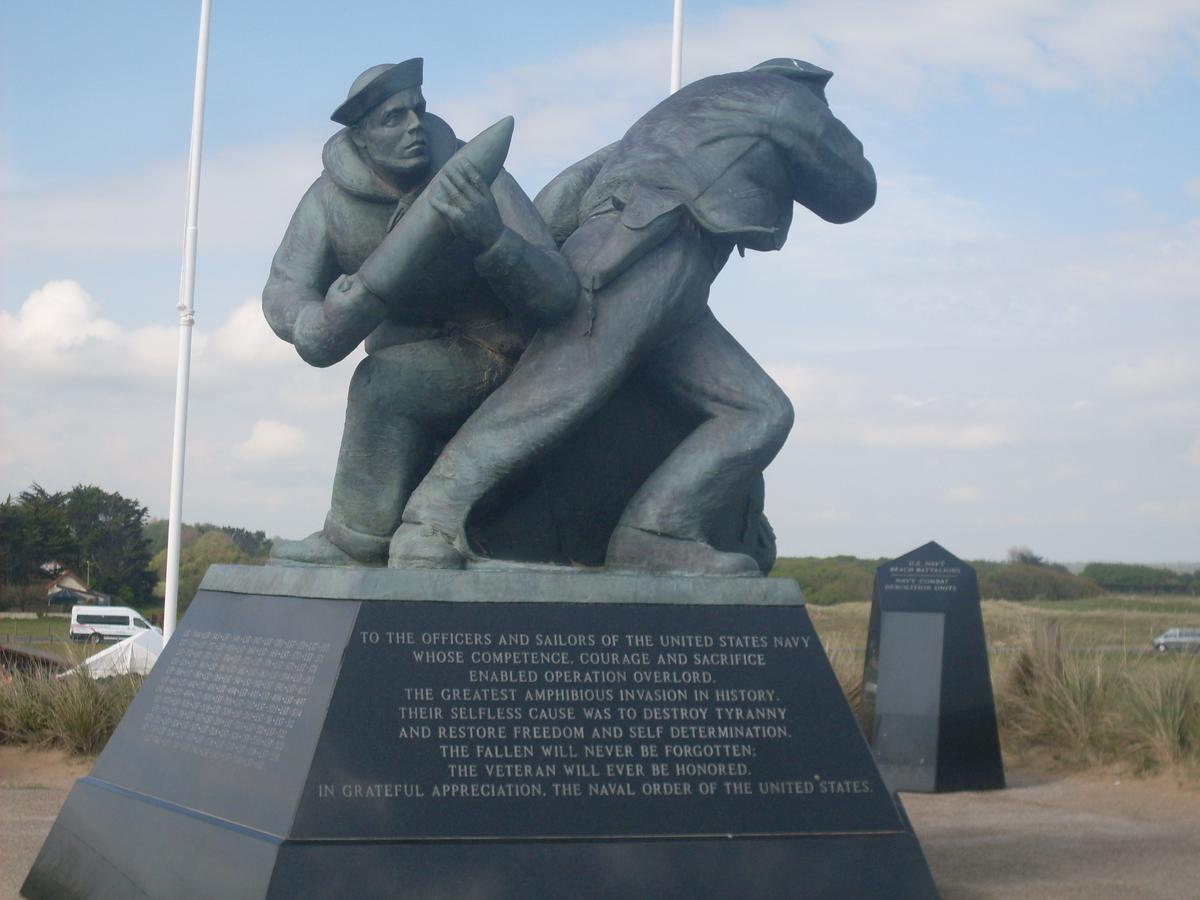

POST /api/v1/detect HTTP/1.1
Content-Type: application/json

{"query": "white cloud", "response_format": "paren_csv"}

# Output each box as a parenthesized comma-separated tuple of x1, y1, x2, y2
(1184, 437, 1200, 467)
(473, 0, 1200, 177)
(207, 300, 298, 370)
(0, 281, 352, 536)
(10, 1, 1200, 261)
(1110, 354, 1199, 392)
(0, 280, 177, 378)
(4, 1, 1199, 557)
(817, 0, 1200, 100)
(893, 393, 938, 409)
(1134, 499, 1196, 521)
(0, 280, 119, 350)
(235, 420, 312, 463)
(764, 361, 1016, 451)
(765, 364, 865, 411)
(854, 421, 1013, 450)
(879, 190, 1195, 328)
(945, 485, 982, 503)
(1063, 221, 1200, 307)
(2, 141, 319, 254)
(0, 283, 302, 387)
(0, 154, 21, 192)
(718, 174, 1198, 369)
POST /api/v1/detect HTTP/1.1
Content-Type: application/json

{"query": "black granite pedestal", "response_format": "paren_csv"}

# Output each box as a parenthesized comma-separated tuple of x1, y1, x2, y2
(861, 542, 1005, 794)
(24, 565, 937, 899)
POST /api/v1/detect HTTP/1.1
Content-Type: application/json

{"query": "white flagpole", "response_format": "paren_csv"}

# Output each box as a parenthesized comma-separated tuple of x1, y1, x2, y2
(670, 0, 684, 94)
(164, 0, 213, 644)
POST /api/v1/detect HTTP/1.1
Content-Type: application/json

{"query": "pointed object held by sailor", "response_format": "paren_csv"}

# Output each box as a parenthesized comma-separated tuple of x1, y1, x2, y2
(357, 117, 515, 303)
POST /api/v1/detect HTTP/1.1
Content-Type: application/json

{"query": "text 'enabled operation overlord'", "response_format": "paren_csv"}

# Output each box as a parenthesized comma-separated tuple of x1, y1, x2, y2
(294, 600, 895, 841)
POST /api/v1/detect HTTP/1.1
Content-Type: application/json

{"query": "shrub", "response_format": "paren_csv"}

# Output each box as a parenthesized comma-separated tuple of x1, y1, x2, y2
(775, 555, 1103, 604)
(978, 563, 1102, 601)
(1082, 562, 1192, 595)
(0, 583, 46, 612)
(771, 556, 879, 605)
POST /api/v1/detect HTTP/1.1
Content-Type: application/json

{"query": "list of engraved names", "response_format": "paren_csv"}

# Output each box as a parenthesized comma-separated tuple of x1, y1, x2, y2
(317, 626, 872, 804)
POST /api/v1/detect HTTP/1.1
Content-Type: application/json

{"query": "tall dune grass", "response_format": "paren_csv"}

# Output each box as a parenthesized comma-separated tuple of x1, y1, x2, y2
(0, 669, 142, 756)
(995, 622, 1200, 773)
(1124, 656, 1200, 770)
(823, 645, 863, 717)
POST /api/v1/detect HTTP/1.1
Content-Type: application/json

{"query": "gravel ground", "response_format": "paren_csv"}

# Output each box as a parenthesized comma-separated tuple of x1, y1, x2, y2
(902, 769, 1200, 899)
(1, 748, 90, 900)
(2, 748, 1197, 899)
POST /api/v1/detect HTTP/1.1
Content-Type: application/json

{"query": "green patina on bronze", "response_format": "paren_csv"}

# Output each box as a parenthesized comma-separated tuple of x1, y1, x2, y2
(263, 58, 875, 578)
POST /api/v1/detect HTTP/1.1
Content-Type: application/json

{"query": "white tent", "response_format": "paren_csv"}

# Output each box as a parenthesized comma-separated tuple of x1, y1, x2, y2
(64, 629, 164, 678)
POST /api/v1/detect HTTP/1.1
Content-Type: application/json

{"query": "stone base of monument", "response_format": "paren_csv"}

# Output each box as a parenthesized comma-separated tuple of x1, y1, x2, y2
(24, 565, 936, 899)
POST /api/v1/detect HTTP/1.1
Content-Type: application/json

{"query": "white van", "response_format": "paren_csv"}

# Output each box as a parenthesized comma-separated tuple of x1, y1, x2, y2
(69, 606, 160, 644)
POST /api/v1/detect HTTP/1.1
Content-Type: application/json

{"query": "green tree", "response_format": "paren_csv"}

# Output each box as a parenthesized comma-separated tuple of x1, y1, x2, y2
(152, 531, 263, 616)
(142, 519, 169, 558)
(142, 520, 202, 558)
(144, 520, 270, 560)
(216, 526, 271, 558)
(1007, 545, 1046, 566)
(61, 485, 155, 604)
(0, 485, 74, 584)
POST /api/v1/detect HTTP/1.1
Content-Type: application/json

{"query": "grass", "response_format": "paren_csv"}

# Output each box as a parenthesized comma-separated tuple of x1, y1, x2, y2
(822, 644, 864, 717)
(998, 621, 1122, 763)
(0, 669, 143, 756)
(1125, 657, 1200, 770)
(3, 592, 1198, 775)
(1022, 594, 1200, 616)
(807, 593, 1200, 653)
(0, 616, 71, 641)
(996, 622, 1200, 774)
(809, 597, 1200, 777)
(0, 619, 109, 665)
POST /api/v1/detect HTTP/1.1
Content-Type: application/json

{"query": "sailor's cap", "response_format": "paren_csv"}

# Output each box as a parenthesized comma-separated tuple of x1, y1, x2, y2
(331, 58, 423, 126)
(750, 58, 833, 88)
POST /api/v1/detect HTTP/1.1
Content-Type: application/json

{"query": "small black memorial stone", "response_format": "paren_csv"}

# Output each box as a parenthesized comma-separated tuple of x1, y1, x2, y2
(24, 565, 936, 899)
(861, 541, 1004, 793)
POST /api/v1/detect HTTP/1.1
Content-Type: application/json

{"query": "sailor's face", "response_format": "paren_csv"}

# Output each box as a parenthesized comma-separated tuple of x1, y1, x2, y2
(353, 87, 430, 181)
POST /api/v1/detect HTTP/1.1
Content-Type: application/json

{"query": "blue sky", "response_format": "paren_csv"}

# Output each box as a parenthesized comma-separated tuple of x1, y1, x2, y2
(2, 1, 1198, 563)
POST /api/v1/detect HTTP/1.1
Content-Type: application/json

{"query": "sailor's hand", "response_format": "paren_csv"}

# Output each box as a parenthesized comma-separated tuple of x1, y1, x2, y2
(325, 274, 386, 330)
(292, 274, 387, 366)
(429, 157, 504, 249)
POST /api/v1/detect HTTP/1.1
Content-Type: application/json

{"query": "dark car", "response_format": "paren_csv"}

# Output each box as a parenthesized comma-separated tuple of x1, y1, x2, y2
(1151, 628, 1200, 653)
